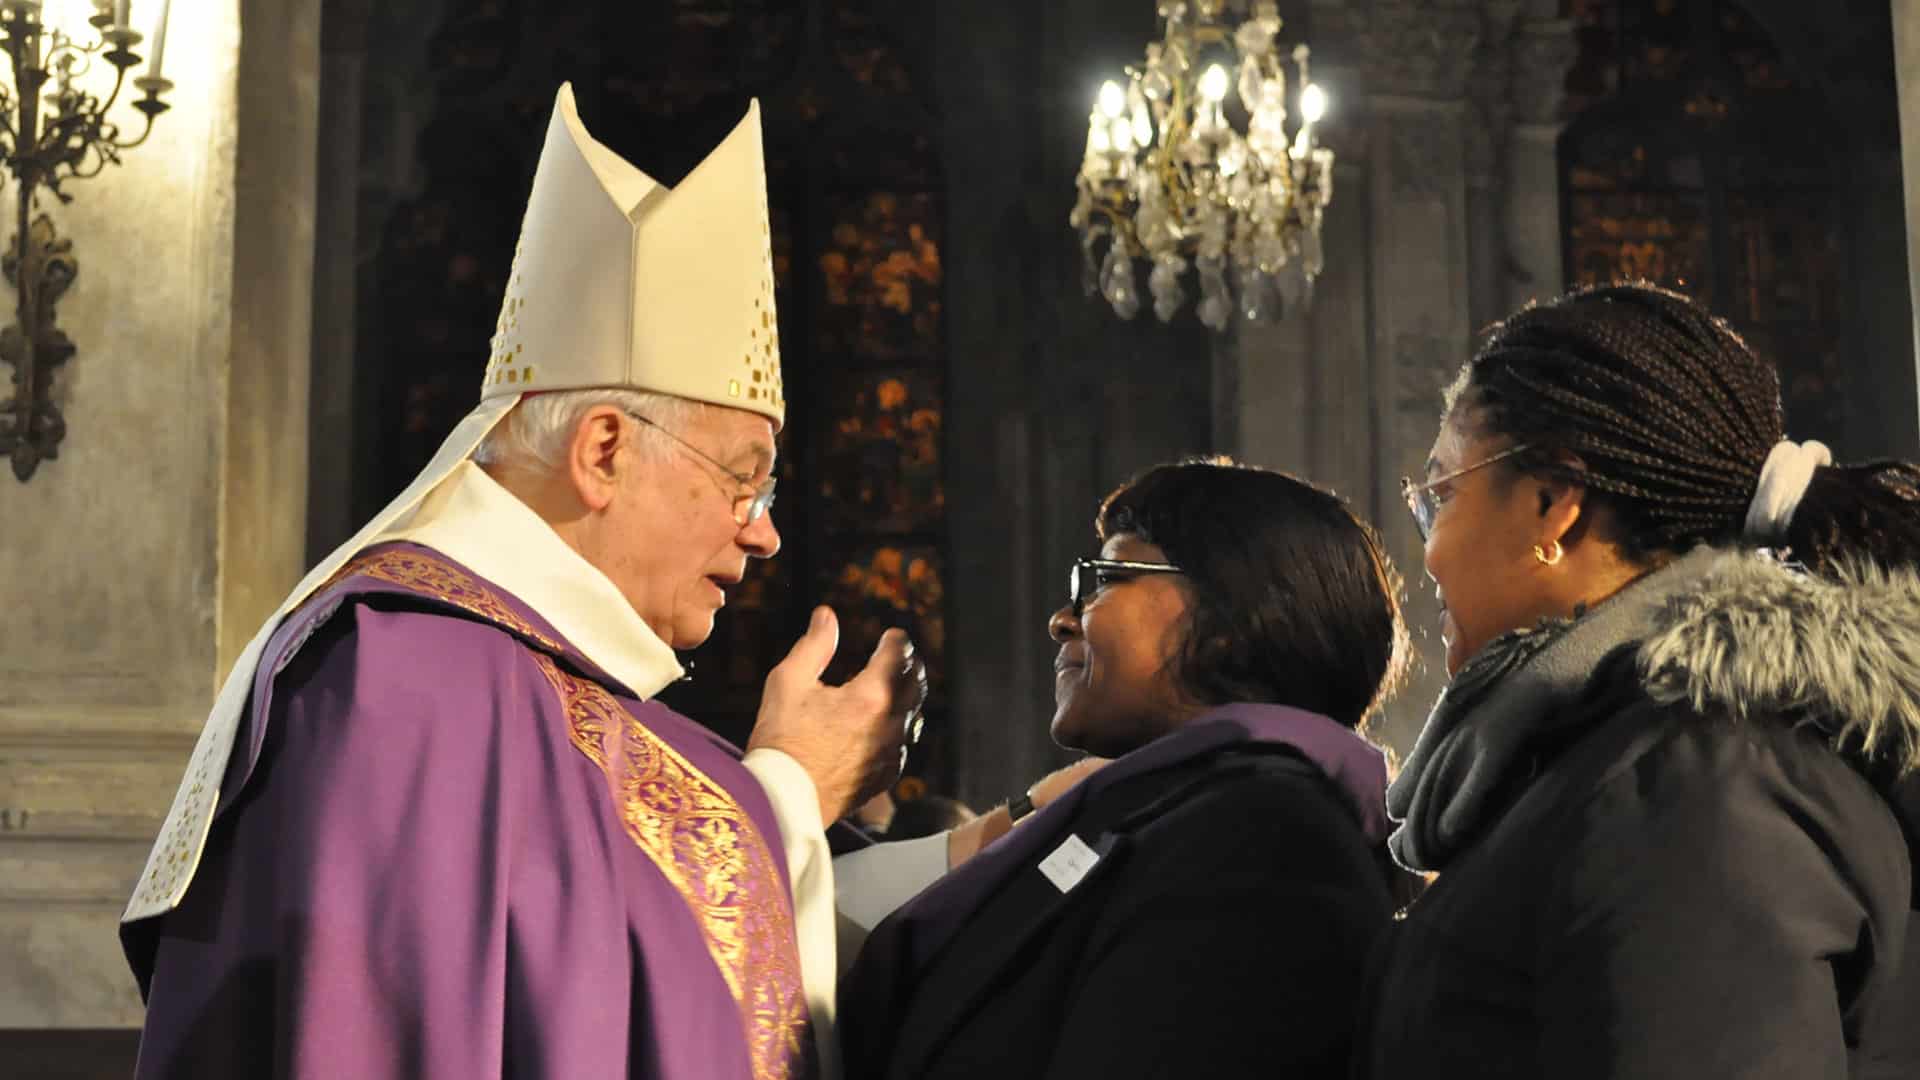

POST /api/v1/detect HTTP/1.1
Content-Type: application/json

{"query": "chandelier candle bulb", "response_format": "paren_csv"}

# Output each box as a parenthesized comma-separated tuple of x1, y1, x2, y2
(1198, 63, 1230, 103)
(1300, 84, 1326, 124)
(111, 0, 125, 29)
(1098, 80, 1127, 119)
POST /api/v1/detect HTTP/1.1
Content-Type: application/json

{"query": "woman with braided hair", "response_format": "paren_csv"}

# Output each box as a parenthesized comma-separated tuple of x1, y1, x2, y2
(1357, 282, 1920, 1079)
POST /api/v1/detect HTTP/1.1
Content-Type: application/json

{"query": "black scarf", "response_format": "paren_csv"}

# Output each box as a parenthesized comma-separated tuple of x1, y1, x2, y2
(1385, 547, 1724, 872)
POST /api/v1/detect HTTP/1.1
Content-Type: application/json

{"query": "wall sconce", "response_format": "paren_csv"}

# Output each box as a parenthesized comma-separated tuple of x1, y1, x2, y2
(0, 0, 171, 482)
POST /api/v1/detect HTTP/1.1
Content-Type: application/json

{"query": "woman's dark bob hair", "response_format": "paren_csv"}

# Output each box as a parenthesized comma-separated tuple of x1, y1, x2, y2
(1097, 457, 1410, 732)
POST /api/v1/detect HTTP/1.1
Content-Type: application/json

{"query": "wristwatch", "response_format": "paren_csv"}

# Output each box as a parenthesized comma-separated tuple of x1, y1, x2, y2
(1007, 789, 1037, 824)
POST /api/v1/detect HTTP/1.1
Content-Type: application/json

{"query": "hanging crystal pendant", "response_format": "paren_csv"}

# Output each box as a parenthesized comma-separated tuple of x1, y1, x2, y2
(1149, 253, 1188, 323)
(1237, 262, 1275, 322)
(1101, 245, 1142, 320)
(1302, 223, 1325, 279)
(1274, 259, 1308, 314)
(1196, 255, 1231, 331)
(1081, 230, 1104, 297)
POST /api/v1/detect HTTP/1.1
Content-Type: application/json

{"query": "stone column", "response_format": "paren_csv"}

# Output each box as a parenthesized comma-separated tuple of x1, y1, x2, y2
(1355, 1, 1482, 752)
(1892, 0, 1920, 436)
(1504, 14, 1579, 313)
(1231, 305, 1316, 475)
(224, 0, 322, 677)
(1466, 3, 1522, 337)
(1232, 6, 1361, 486)
(0, 0, 320, 1028)
(307, 0, 373, 561)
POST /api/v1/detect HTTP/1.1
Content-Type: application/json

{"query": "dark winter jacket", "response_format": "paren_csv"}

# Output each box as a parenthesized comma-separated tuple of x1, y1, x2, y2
(841, 705, 1402, 1080)
(1358, 551, 1920, 1079)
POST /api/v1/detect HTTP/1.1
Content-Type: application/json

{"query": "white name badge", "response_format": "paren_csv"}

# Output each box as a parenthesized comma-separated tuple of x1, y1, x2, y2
(1038, 834, 1101, 893)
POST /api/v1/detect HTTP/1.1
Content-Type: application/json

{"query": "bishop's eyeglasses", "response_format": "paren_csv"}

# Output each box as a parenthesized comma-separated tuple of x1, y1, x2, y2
(625, 411, 777, 526)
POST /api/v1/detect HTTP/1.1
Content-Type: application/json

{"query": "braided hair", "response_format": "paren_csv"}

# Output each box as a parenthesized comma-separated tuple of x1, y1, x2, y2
(1445, 281, 1920, 576)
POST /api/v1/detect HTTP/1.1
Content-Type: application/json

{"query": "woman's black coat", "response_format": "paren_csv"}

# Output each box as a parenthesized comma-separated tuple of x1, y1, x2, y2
(841, 743, 1398, 1080)
(1358, 554, 1920, 1079)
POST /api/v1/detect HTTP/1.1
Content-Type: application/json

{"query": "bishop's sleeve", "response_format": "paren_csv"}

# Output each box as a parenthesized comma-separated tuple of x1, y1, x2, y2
(134, 608, 537, 1079)
(831, 834, 948, 940)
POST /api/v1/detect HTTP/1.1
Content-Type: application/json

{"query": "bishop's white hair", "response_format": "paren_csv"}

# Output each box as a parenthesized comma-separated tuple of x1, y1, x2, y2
(472, 387, 710, 473)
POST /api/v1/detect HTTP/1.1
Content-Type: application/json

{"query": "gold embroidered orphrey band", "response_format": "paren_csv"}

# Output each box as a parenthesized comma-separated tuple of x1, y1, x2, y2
(326, 546, 812, 1080)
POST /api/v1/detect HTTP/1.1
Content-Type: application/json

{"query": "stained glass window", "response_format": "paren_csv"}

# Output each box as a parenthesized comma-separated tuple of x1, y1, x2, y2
(819, 544, 947, 689)
(833, 1, 915, 96)
(817, 369, 946, 534)
(1560, 0, 1845, 442)
(817, 191, 945, 360)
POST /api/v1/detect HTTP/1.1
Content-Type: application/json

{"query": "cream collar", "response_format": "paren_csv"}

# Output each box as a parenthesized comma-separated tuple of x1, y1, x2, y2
(376, 459, 686, 700)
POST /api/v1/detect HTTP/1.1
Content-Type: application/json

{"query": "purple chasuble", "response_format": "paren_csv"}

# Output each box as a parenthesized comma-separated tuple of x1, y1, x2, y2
(122, 543, 812, 1080)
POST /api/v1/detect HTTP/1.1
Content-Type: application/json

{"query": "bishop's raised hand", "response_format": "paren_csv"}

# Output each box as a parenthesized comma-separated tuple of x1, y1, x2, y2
(748, 606, 929, 825)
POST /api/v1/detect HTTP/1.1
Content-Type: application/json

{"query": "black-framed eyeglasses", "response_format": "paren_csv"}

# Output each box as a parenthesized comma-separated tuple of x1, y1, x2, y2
(1067, 557, 1186, 617)
(1400, 443, 1533, 541)
(625, 411, 777, 526)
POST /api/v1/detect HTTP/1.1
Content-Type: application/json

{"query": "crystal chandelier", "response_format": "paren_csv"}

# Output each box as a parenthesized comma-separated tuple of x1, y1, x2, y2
(1070, 0, 1333, 331)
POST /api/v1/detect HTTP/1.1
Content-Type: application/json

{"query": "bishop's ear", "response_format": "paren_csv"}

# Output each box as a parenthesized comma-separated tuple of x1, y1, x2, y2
(567, 407, 627, 512)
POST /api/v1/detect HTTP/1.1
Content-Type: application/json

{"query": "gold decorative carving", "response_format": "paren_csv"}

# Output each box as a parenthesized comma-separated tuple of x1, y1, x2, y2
(1352, 3, 1483, 101)
(1511, 18, 1581, 125)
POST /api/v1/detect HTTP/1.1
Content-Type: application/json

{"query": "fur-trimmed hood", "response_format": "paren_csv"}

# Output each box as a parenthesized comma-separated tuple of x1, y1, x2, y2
(1389, 545, 1920, 873)
(1638, 550, 1920, 777)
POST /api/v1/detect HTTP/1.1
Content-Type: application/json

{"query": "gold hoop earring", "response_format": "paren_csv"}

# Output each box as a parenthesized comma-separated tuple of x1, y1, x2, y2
(1533, 540, 1564, 566)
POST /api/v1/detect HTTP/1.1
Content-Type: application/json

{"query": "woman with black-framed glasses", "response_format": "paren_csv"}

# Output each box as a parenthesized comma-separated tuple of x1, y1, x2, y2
(839, 457, 1419, 1080)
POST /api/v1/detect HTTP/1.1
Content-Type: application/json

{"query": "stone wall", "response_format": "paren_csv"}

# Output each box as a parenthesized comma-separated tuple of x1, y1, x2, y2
(0, 0, 319, 1030)
(1222, 0, 1577, 753)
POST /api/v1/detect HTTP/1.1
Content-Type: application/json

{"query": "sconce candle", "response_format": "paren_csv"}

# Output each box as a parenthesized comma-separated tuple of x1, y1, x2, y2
(145, 0, 164, 75)
(0, 0, 173, 480)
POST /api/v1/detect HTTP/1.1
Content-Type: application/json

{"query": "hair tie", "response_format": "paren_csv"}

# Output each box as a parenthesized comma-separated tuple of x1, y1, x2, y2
(1743, 438, 1831, 541)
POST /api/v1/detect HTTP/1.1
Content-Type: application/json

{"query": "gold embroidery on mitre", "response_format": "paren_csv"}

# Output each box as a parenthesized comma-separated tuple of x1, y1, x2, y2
(484, 240, 532, 389)
(533, 654, 812, 1080)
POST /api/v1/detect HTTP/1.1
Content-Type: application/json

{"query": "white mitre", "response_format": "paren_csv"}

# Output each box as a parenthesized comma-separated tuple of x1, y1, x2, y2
(124, 83, 783, 923)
